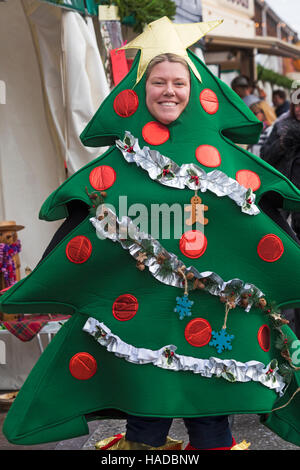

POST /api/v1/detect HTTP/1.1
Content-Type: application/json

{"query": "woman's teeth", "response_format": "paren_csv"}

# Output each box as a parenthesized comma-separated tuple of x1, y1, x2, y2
(160, 102, 177, 107)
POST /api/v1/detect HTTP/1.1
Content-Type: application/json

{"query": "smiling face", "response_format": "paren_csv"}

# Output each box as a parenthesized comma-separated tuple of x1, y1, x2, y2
(145, 60, 190, 125)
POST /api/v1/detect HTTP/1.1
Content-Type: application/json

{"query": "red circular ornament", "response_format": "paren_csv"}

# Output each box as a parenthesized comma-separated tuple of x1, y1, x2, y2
(195, 145, 221, 168)
(257, 324, 271, 352)
(200, 89, 219, 114)
(257, 234, 284, 262)
(69, 352, 97, 380)
(185, 318, 212, 347)
(113, 89, 139, 117)
(66, 236, 92, 264)
(179, 230, 207, 259)
(89, 166, 116, 191)
(142, 121, 170, 146)
(112, 294, 139, 321)
(236, 170, 261, 191)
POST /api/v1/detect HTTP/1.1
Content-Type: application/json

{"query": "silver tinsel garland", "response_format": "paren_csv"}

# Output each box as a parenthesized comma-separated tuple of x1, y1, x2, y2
(83, 317, 285, 395)
(90, 207, 264, 312)
(116, 132, 260, 216)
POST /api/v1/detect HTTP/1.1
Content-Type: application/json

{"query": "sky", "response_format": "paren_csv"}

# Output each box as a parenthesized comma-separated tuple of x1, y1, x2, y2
(266, 0, 300, 37)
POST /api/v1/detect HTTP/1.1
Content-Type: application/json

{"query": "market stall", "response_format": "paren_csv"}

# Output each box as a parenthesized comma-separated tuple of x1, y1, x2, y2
(0, 316, 69, 390)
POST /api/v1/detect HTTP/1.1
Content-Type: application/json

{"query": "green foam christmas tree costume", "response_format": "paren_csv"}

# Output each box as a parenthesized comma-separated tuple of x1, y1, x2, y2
(2, 17, 300, 446)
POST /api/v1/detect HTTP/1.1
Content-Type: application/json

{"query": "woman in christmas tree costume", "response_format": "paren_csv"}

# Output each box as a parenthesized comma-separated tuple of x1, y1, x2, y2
(103, 52, 236, 451)
(1, 17, 300, 449)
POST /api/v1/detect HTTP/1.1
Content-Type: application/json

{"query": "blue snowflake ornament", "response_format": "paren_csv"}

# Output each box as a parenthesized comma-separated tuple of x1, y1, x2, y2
(209, 328, 234, 354)
(174, 294, 194, 320)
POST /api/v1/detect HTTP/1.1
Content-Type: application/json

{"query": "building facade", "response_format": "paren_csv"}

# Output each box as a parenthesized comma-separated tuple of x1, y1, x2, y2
(201, 0, 300, 84)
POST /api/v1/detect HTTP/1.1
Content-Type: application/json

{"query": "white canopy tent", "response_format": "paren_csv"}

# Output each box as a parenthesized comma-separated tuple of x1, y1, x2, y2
(0, 0, 109, 273)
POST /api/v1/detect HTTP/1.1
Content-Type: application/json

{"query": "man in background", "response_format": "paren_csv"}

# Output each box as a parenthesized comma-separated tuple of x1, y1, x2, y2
(231, 75, 260, 107)
(272, 89, 290, 117)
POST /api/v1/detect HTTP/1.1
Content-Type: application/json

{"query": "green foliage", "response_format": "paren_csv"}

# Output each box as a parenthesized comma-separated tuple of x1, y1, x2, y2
(274, 331, 293, 351)
(221, 370, 236, 383)
(257, 64, 294, 89)
(97, 0, 176, 32)
(140, 239, 155, 256)
(85, 187, 106, 217)
(278, 363, 294, 385)
(157, 259, 173, 279)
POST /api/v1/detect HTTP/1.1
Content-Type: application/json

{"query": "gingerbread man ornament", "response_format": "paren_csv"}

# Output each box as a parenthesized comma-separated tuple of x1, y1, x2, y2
(185, 194, 208, 226)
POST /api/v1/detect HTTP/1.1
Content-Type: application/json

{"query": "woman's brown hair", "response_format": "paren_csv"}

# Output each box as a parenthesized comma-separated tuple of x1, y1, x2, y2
(145, 53, 190, 81)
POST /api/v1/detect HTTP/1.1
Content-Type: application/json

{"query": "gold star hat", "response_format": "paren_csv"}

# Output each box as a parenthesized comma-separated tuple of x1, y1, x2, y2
(120, 16, 223, 84)
(80, 14, 264, 152)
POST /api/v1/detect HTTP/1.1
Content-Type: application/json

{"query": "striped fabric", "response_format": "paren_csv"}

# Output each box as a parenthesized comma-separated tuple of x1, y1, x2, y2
(248, 125, 273, 158)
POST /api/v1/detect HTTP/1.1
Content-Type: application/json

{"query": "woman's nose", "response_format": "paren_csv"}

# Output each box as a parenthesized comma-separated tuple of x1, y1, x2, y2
(163, 83, 175, 96)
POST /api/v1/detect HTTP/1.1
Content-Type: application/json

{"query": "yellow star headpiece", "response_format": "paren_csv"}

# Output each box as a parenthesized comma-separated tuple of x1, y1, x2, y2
(120, 16, 223, 84)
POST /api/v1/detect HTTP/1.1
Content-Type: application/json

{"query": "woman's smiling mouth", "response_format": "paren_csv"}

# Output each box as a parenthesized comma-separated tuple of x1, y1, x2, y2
(160, 102, 177, 105)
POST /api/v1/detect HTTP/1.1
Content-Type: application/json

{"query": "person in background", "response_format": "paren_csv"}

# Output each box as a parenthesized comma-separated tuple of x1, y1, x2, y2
(261, 93, 300, 338)
(231, 75, 260, 107)
(258, 94, 300, 243)
(261, 95, 300, 198)
(272, 89, 290, 118)
(248, 101, 276, 157)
